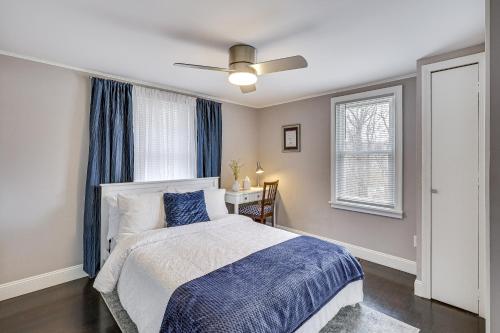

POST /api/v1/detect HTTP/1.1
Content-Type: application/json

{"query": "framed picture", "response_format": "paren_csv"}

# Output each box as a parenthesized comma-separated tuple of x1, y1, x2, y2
(282, 124, 301, 152)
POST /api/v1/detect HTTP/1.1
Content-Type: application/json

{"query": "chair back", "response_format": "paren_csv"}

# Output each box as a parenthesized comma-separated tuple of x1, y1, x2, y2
(261, 180, 279, 208)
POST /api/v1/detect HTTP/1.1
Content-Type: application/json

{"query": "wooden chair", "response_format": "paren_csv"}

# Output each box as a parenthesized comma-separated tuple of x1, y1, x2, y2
(239, 180, 279, 225)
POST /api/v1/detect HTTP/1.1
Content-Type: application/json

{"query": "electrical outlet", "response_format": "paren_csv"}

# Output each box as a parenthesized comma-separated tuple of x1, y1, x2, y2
(413, 235, 418, 248)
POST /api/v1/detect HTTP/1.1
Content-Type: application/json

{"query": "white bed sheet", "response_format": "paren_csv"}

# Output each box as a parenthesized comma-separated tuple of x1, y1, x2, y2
(94, 214, 363, 333)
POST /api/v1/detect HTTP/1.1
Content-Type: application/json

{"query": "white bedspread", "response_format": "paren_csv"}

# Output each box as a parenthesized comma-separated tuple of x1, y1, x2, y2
(94, 214, 363, 332)
(95, 215, 299, 332)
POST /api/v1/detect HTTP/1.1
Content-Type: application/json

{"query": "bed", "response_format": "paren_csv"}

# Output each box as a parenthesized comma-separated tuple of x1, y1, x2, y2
(94, 178, 363, 333)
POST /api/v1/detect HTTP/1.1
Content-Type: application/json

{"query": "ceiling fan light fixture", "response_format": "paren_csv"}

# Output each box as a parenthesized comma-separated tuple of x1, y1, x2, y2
(228, 71, 257, 86)
(174, 43, 307, 93)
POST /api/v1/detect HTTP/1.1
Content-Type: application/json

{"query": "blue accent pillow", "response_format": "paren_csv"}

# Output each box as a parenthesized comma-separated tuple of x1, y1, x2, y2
(163, 190, 210, 227)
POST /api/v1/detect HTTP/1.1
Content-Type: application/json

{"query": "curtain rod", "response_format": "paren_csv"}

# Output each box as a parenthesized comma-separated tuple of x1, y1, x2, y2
(88, 73, 216, 102)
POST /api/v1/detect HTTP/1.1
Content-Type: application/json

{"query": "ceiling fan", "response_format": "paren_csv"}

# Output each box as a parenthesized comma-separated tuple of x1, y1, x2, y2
(174, 44, 308, 94)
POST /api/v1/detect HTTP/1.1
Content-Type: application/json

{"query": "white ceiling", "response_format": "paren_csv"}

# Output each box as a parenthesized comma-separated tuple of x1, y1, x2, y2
(0, 0, 484, 108)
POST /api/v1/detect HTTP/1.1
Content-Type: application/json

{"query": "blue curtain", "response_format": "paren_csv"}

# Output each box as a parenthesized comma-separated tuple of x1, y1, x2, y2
(196, 99, 222, 178)
(83, 78, 134, 278)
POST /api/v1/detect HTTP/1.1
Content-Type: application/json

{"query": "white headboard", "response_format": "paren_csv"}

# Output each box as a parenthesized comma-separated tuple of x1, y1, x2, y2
(99, 177, 219, 266)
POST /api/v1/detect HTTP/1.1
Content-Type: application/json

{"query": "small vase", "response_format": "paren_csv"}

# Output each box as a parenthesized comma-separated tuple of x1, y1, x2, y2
(232, 180, 240, 192)
(243, 176, 251, 190)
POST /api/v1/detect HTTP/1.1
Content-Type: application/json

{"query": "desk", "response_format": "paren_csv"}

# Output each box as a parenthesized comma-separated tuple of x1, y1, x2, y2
(225, 187, 277, 227)
(225, 187, 263, 215)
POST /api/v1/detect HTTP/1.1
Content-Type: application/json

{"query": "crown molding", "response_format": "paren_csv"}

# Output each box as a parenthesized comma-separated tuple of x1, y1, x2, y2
(0, 49, 416, 110)
(0, 49, 261, 108)
(257, 72, 417, 109)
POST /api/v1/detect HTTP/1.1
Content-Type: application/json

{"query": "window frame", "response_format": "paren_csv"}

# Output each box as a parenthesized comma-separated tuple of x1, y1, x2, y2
(330, 85, 403, 219)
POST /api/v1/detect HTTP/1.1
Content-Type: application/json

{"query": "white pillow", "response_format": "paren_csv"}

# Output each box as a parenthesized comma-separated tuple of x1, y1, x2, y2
(116, 192, 165, 241)
(203, 189, 228, 220)
(106, 196, 120, 241)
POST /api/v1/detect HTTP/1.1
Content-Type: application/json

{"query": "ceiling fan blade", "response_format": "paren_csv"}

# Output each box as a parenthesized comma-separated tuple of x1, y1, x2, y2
(240, 84, 256, 94)
(250, 55, 307, 75)
(173, 63, 233, 72)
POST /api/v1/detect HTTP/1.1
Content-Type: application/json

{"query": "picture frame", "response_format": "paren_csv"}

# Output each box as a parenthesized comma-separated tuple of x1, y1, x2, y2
(282, 124, 301, 152)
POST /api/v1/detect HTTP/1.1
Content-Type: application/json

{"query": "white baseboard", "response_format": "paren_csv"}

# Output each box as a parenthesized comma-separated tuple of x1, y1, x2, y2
(414, 279, 428, 298)
(277, 225, 417, 275)
(0, 265, 87, 301)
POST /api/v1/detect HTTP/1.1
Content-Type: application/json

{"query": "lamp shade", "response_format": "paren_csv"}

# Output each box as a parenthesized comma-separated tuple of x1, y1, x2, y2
(256, 162, 264, 174)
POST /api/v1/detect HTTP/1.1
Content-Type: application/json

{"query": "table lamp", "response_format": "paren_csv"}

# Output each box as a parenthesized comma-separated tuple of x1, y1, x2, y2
(256, 162, 264, 187)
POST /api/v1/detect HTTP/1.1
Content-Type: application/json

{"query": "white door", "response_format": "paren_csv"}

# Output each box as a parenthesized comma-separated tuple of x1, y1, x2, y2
(431, 64, 479, 314)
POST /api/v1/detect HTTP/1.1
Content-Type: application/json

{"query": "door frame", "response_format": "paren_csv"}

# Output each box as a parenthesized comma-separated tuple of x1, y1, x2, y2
(420, 52, 488, 317)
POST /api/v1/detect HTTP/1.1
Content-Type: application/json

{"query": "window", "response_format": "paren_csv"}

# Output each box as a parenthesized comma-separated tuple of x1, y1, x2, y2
(331, 86, 403, 218)
(133, 86, 197, 182)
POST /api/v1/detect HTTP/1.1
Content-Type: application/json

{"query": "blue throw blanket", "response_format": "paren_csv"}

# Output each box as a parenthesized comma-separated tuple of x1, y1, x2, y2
(160, 236, 363, 333)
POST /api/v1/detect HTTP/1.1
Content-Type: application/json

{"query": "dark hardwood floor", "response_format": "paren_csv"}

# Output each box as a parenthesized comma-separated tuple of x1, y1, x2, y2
(0, 259, 484, 333)
(359, 259, 484, 333)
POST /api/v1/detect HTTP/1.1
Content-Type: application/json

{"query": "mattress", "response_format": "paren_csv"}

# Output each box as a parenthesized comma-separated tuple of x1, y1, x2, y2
(94, 214, 363, 332)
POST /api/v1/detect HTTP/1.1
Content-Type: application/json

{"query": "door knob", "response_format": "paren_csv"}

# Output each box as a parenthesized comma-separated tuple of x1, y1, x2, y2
(431, 189, 438, 194)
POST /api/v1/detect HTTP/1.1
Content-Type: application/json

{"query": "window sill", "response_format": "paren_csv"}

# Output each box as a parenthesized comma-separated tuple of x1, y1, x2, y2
(329, 201, 403, 219)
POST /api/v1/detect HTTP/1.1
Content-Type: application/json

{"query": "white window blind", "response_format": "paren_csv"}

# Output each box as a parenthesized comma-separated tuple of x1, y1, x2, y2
(133, 86, 197, 182)
(331, 86, 402, 218)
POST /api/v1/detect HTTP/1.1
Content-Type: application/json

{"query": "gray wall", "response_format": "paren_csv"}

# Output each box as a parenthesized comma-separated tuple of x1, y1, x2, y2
(0, 55, 89, 283)
(489, 0, 499, 330)
(0, 54, 258, 284)
(257, 77, 417, 261)
(221, 102, 259, 189)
